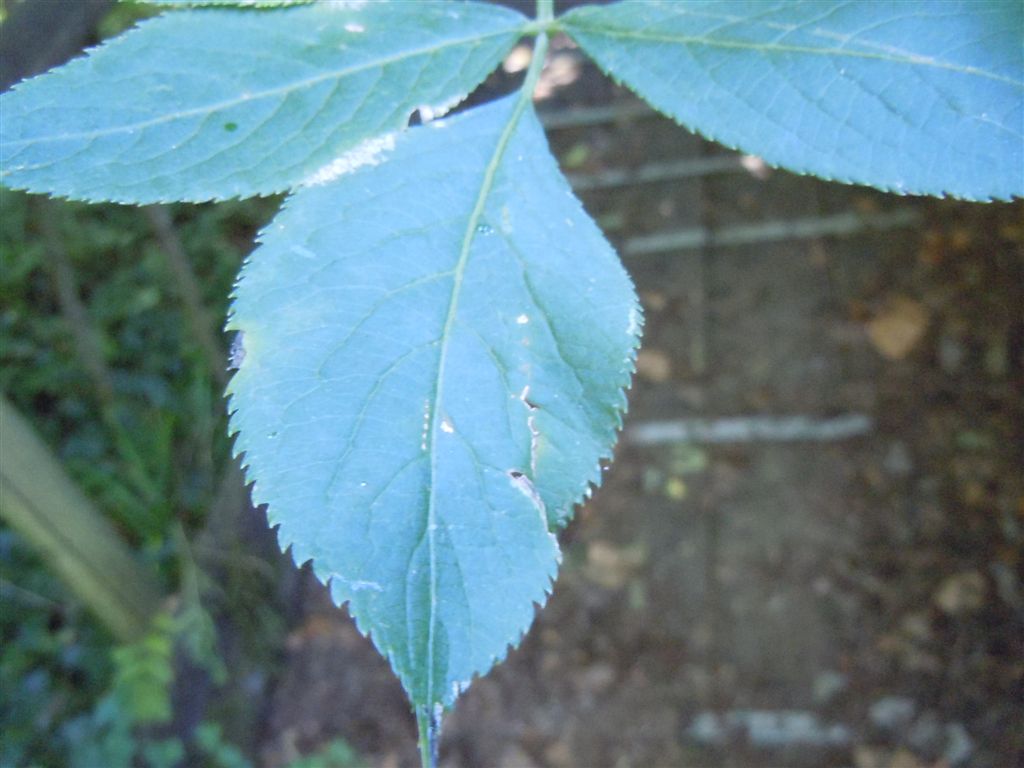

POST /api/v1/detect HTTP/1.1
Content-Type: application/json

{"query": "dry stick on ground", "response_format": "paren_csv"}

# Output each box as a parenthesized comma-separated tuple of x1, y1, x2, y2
(537, 99, 655, 130)
(145, 205, 228, 488)
(38, 200, 116, 405)
(145, 207, 267, 664)
(566, 155, 747, 192)
(37, 198, 162, 510)
(143, 204, 253, 547)
(625, 413, 874, 446)
(623, 208, 923, 257)
(144, 205, 229, 389)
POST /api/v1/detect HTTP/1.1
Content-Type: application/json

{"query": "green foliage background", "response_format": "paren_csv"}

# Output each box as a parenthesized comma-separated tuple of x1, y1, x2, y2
(0, 183, 320, 765)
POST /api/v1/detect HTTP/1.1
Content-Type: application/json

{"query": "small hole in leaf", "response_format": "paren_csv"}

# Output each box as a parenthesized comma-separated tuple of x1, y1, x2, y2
(224, 121, 238, 132)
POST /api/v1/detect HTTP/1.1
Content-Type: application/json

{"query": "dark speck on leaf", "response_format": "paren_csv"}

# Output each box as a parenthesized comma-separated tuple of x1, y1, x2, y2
(224, 121, 238, 132)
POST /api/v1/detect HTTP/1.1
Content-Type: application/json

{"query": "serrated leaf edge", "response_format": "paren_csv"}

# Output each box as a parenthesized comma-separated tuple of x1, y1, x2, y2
(560, 10, 1023, 202)
(1, 5, 530, 205)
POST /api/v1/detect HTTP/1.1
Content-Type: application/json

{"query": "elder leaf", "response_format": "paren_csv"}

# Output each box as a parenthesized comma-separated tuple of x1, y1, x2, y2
(561, 0, 1023, 200)
(226, 93, 639, 713)
(0, 1, 527, 203)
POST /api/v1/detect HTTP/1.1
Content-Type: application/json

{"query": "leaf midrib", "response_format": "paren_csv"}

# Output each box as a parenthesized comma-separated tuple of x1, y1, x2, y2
(421, 46, 546, 708)
(2, 26, 524, 149)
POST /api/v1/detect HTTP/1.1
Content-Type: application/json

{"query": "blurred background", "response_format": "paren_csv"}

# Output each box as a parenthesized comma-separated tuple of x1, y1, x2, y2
(1, 2, 1022, 767)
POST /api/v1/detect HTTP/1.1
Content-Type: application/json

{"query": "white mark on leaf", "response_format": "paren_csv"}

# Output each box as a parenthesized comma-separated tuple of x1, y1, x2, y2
(508, 470, 545, 518)
(627, 305, 643, 337)
(302, 133, 396, 187)
(519, 385, 535, 408)
(325, 0, 368, 9)
(415, 93, 465, 124)
(344, 22, 366, 33)
(420, 399, 431, 451)
(330, 573, 383, 593)
(290, 244, 316, 260)
(228, 332, 246, 370)
(519, 385, 540, 475)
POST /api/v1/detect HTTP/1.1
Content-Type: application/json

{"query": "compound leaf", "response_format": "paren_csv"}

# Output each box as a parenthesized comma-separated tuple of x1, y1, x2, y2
(562, 0, 1023, 200)
(0, 1, 527, 203)
(227, 93, 639, 714)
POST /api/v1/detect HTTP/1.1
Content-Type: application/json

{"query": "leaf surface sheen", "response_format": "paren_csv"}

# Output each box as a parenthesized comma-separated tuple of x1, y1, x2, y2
(0, 1, 527, 203)
(227, 94, 640, 710)
(562, 0, 1023, 200)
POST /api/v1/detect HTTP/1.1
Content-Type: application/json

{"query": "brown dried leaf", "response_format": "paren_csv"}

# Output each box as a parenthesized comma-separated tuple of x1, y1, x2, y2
(934, 571, 987, 616)
(867, 296, 929, 360)
(584, 540, 646, 589)
(635, 348, 672, 382)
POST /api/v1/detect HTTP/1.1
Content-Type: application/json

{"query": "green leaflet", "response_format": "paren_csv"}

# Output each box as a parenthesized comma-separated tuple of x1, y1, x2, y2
(227, 93, 639, 712)
(136, 1, 312, 6)
(0, 1, 527, 203)
(562, 0, 1024, 201)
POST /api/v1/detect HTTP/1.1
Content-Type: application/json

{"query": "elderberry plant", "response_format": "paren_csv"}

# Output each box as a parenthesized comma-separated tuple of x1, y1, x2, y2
(2, 1, 1020, 764)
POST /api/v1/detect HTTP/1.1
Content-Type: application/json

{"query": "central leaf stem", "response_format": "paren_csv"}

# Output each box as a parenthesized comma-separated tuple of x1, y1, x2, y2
(416, 6, 552, 768)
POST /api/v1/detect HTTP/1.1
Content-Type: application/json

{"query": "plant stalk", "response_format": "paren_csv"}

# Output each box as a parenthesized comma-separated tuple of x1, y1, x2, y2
(537, 0, 554, 26)
(0, 396, 164, 641)
(414, 3, 553, 766)
(417, 706, 440, 768)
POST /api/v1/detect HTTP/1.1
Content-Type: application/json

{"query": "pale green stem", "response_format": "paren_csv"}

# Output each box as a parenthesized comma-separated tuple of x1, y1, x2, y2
(413, 3, 553, 767)
(537, 0, 555, 27)
(417, 707, 439, 768)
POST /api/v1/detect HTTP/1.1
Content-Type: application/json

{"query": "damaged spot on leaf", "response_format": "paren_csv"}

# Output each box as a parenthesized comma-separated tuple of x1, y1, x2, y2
(228, 331, 246, 370)
(507, 469, 545, 515)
